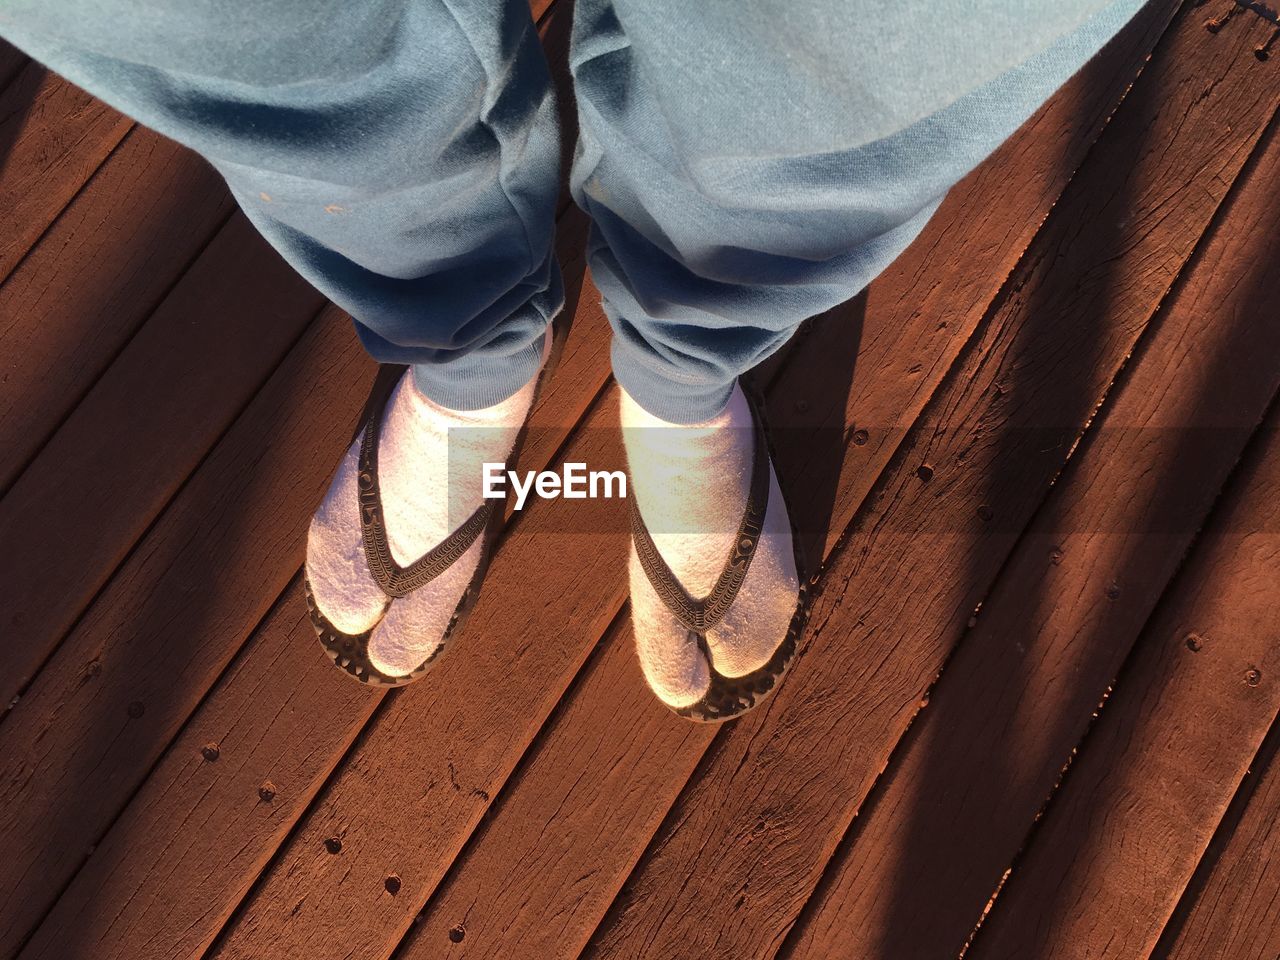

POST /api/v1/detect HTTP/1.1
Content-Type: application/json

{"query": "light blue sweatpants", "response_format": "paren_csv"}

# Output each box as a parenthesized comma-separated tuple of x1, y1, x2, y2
(0, 0, 1144, 421)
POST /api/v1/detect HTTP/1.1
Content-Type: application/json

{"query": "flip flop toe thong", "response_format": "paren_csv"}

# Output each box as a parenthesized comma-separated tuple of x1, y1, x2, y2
(305, 322, 563, 687)
(630, 392, 812, 722)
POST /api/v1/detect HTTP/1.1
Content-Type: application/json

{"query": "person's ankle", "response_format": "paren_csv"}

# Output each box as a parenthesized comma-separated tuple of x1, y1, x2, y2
(620, 384, 756, 594)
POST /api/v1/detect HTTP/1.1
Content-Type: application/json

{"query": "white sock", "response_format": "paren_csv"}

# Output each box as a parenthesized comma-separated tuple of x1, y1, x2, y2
(622, 384, 799, 709)
(306, 329, 548, 676)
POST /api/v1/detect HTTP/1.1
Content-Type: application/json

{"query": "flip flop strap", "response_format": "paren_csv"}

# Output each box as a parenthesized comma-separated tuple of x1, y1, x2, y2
(630, 410, 770, 634)
(358, 379, 493, 599)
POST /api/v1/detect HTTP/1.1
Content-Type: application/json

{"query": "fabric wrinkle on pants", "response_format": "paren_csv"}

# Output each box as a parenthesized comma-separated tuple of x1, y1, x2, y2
(0, 0, 1145, 420)
(0, 0, 563, 411)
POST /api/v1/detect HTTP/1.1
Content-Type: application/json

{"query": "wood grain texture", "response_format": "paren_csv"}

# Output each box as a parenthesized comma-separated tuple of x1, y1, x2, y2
(966, 412, 1280, 960)
(395, 5, 1189, 958)
(585, 9, 1280, 959)
(12, 208, 610, 960)
(0, 127, 233, 493)
(0, 62, 132, 282)
(0, 214, 321, 711)
(1161, 713, 1280, 959)
(402, 593, 714, 960)
(16, 580, 383, 960)
(0, 311, 378, 957)
(785, 96, 1280, 960)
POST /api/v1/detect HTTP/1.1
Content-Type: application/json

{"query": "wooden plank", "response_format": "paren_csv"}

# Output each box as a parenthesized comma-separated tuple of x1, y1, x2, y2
(0, 309, 377, 957)
(0, 213, 323, 712)
(402, 588, 706, 960)
(583, 11, 1280, 959)
(11, 207, 609, 960)
(0, 127, 232, 494)
(784, 106, 1280, 960)
(1160, 718, 1280, 959)
(391, 6, 1195, 959)
(0, 62, 132, 282)
(965, 413, 1280, 960)
(16, 581, 382, 960)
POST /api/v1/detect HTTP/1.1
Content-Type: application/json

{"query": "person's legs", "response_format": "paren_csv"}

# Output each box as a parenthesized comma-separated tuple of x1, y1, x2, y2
(571, 0, 1146, 716)
(0, 0, 562, 409)
(0, 0, 564, 681)
(571, 0, 1146, 423)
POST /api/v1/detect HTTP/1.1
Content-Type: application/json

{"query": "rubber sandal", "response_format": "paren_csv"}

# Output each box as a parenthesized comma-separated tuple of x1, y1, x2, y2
(630, 389, 811, 722)
(306, 320, 566, 687)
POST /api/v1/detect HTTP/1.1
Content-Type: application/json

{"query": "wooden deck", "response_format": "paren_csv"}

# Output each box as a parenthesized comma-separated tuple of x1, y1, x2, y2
(1, 2, 1277, 957)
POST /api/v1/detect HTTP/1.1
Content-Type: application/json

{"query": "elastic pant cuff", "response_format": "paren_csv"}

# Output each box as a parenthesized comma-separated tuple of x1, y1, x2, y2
(610, 335, 735, 425)
(412, 333, 545, 411)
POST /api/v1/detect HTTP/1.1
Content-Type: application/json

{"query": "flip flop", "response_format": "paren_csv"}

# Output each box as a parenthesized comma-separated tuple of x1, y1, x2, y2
(306, 320, 565, 686)
(630, 389, 811, 722)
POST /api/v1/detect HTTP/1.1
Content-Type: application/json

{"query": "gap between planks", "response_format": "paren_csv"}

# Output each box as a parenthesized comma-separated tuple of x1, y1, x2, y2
(1155, 647, 1280, 960)
(785, 90, 1280, 960)
(964, 390, 1280, 959)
